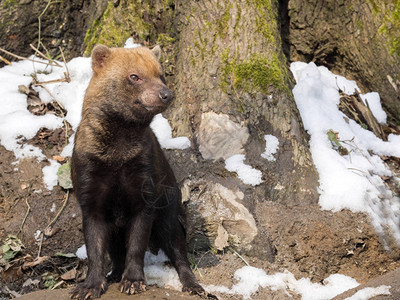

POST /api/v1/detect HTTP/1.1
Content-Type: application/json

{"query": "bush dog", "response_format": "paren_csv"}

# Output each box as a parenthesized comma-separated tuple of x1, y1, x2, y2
(71, 44, 204, 299)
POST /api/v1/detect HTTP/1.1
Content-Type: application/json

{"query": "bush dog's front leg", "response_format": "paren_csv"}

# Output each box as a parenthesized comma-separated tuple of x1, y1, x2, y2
(119, 207, 154, 294)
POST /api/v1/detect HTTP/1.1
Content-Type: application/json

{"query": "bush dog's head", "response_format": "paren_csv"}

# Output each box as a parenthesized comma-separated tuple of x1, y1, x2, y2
(89, 44, 173, 124)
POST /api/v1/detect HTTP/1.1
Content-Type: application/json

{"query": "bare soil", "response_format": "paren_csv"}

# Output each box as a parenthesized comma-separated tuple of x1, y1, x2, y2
(1, 141, 400, 299)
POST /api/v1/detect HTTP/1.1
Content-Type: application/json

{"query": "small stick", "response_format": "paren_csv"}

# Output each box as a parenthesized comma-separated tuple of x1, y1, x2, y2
(29, 43, 62, 67)
(19, 197, 31, 237)
(37, 232, 44, 258)
(32, 78, 69, 86)
(0, 46, 60, 67)
(45, 189, 70, 231)
(59, 47, 71, 82)
(34, 84, 65, 116)
(0, 54, 11, 65)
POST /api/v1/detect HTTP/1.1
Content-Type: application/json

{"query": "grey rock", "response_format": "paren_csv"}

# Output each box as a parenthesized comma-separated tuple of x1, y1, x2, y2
(197, 112, 249, 160)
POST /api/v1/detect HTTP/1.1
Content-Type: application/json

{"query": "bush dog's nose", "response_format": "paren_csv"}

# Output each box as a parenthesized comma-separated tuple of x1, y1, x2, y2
(159, 88, 173, 104)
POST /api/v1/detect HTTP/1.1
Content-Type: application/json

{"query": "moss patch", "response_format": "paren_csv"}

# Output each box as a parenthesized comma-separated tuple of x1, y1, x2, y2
(369, 0, 400, 56)
(221, 52, 287, 95)
(83, 1, 154, 55)
(2, 0, 16, 9)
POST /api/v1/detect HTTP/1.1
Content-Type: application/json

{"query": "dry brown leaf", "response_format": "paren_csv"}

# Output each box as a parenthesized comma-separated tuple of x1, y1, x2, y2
(52, 155, 67, 163)
(60, 268, 77, 281)
(22, 255, 50, 270)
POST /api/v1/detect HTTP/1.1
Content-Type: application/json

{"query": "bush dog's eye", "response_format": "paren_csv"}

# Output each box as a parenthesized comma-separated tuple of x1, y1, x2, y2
(129, 74, 140, 82)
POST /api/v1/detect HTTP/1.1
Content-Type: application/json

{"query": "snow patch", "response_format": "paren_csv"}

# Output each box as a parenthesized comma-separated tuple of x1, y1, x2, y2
(75, 244, 87, 259)
(124, 37, 142, 49)
(150, 114, 191, 150)
(42, 159, 61, 190)
(290, 61, 400, 244)
(261, 134, 279, 161)
(344, 285, 391, 300)
(225, 154, 263, 186)
(206, 266, 359, 300)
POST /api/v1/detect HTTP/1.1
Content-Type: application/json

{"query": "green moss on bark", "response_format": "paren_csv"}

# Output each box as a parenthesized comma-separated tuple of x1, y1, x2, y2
(221, 53, 287, 94)
(83, 1, 154, 55)
(2, 0, 16, 9)
(369, 0, 400, 56)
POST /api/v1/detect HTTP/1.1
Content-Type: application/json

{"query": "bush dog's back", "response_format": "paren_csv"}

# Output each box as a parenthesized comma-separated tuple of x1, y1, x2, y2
(70, 45, 204, 299)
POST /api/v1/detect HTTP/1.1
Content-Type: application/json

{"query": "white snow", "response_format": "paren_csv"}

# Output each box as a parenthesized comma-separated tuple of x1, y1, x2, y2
(261, 134, 279, 161)
(42, 159, 61, 190)
(2, 39, 400, 300)
(34, 230, 42, 242)
(225, 154, 263, 186)
(75, 244, 87, 259)
(344, 285, 391, 300)
(143, 250, 182, 290)
(359, 92, 387, 124)
(124, 37, 142, 49)
(290, 61, 400, 244)
(206, 266, 359, 300)
(150, 114, 191, 150)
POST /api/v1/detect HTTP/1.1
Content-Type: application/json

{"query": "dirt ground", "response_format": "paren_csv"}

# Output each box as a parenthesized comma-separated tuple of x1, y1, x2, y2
(1, 138, 400, 300)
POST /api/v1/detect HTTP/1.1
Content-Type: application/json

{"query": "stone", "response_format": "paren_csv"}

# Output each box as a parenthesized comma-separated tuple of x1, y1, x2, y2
(197, 111, 249, 160)
(183, 180, 258, 251)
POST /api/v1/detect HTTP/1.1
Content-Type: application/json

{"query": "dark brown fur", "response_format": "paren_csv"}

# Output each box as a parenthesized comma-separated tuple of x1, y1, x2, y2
(70, 45, 204, 299)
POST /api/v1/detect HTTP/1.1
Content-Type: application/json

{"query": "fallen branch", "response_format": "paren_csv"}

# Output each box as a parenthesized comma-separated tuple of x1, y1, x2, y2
(0, 46, 60, 67)
(339, 91, 387, 141)
(29, 43, 62, 67)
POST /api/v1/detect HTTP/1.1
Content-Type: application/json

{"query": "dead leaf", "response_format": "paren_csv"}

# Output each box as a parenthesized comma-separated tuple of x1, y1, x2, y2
(22, 256, 50, 270)
(18, 85, 30, 95)
(60, 268, 77, 280)
(2, 264, 24, 283)
(52, 155, 66, 163)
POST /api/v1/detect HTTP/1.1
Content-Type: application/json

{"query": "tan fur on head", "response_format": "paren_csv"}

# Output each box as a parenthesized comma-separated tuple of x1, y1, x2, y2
(91, 45, 112, 73)
(151, 45, 162, 61)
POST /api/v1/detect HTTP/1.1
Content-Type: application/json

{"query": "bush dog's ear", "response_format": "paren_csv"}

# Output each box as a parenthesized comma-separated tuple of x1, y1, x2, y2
(91, 45, 111, 73)
(151, 45, 162, 61)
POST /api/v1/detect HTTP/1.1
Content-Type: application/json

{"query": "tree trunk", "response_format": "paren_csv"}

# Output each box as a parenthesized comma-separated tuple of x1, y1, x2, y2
(170, 0, 318, 200)
(164, 0, 319, 257)
(0, 0, 109, 61)
(281, 0, 400, 125)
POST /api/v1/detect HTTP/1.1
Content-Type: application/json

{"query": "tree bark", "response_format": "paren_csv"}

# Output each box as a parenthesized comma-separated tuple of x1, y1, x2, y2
(0, 0, 109, 61)
(281, 0, 400, 125)
(170, 0, 318, 204)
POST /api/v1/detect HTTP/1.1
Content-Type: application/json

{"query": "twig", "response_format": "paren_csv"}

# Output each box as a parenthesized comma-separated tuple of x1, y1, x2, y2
(37, 0, 53, 52)
(37, 232, 44, 258)
(59, 47, 71, 82)
(0, 47, 60, 67)
(51, 280, 65, 290)
(19, 197, 31, 237)
(34, 84, 70, 144)
(45, 189, 70, 231)
(34, 84, 65, 114)
(0, 54, 11, 65)
(29, 43, 62, 67)
(229, 247, 250, 266)
(33, 78, 69, 86)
